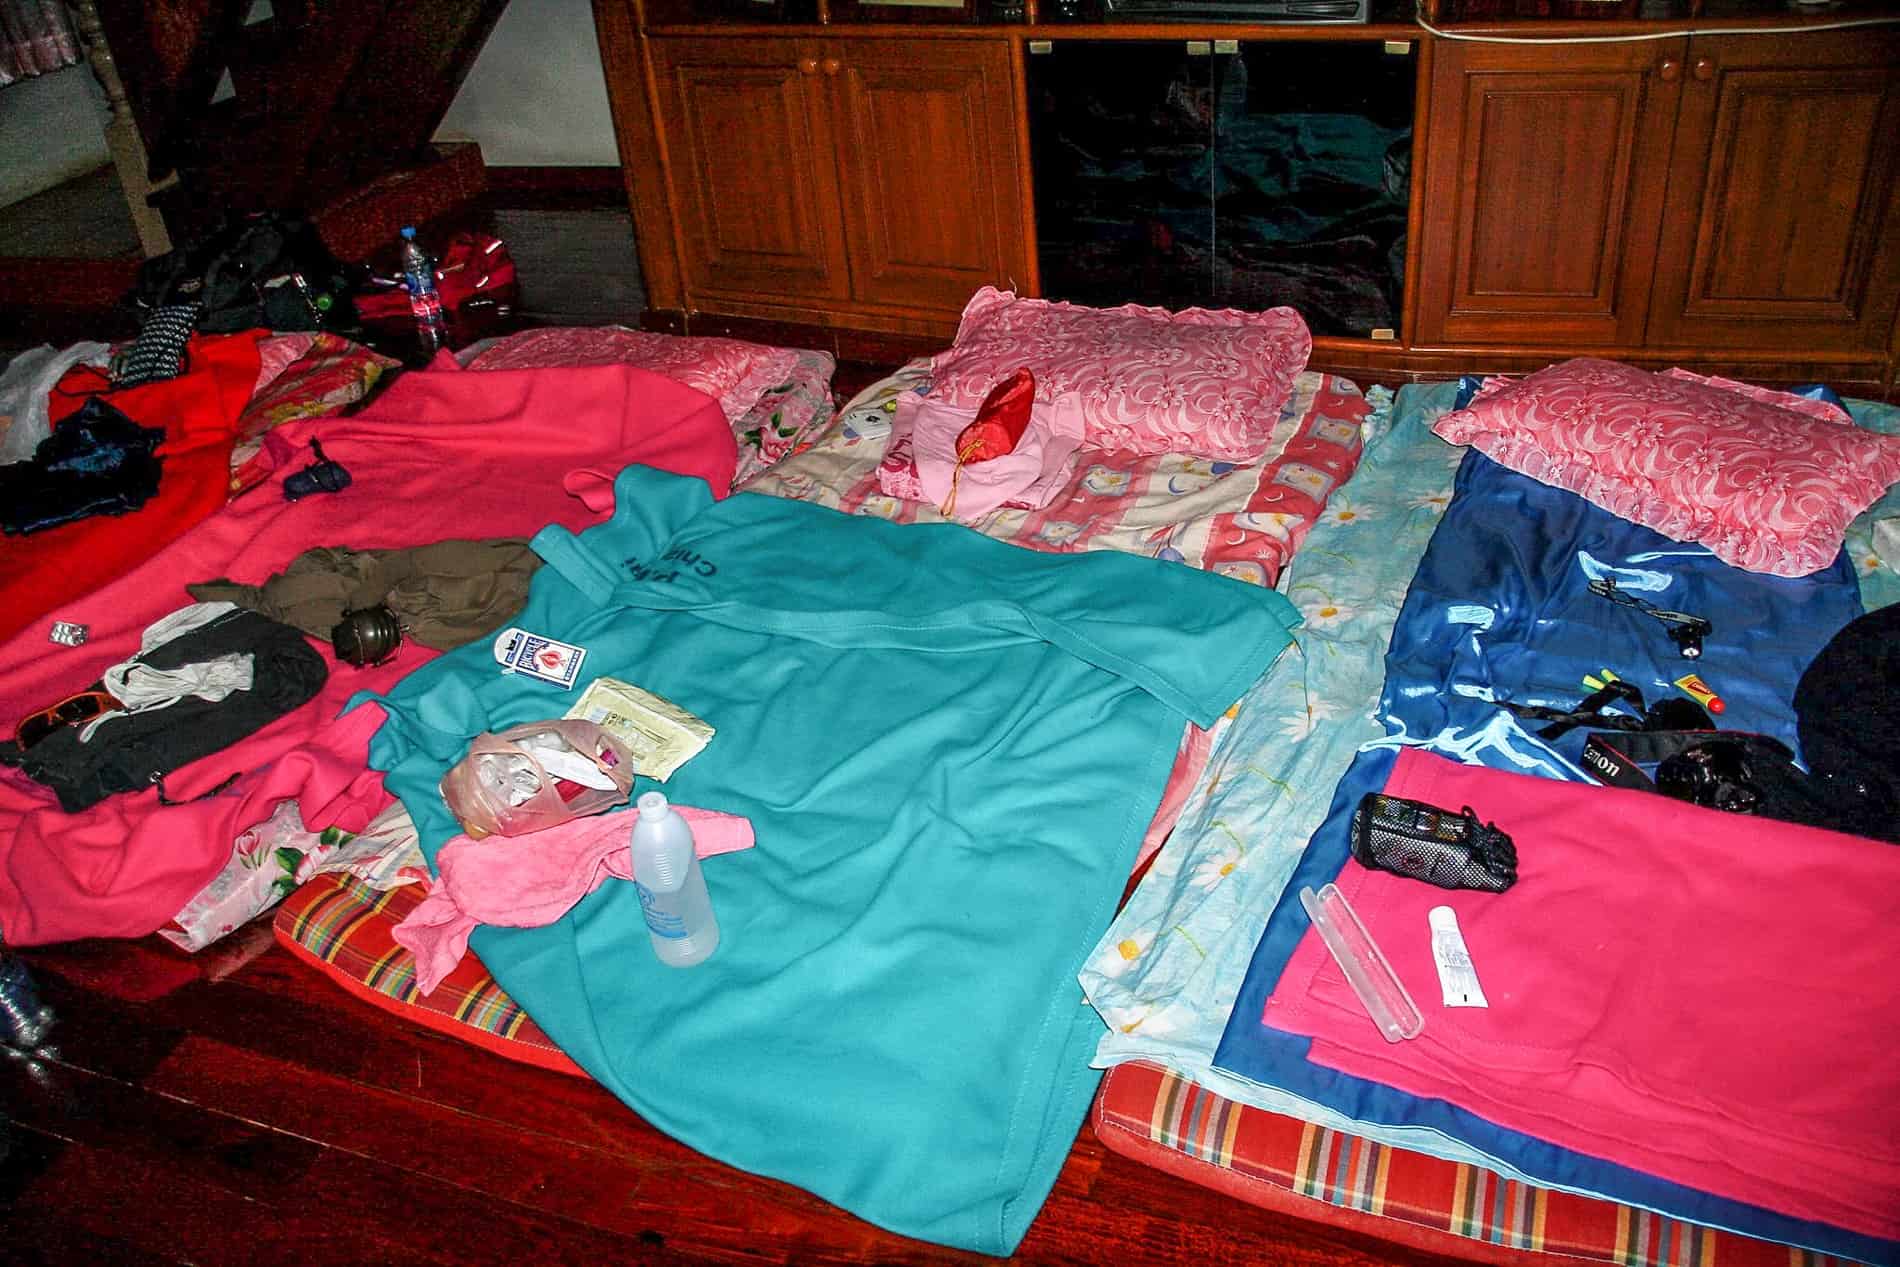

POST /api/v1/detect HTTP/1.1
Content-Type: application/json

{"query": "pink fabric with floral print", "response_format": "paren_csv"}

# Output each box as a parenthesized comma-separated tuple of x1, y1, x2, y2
(229, 334, 399, 495)
(925, 288, 1312, 464)
(1432, 358, 1900, 578)
(1655, 367, 1856, 424)
(469, 326, 802, 427)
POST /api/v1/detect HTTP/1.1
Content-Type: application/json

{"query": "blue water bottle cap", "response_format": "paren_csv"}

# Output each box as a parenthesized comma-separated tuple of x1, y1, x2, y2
(401, 225, 417, 240)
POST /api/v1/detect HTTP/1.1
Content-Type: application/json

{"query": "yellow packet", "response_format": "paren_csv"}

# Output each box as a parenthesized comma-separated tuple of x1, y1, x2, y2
(563, 676, 714, 781)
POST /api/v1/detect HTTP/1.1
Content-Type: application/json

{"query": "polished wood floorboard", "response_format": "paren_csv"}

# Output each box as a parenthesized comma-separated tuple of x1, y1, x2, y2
(3, 933, 1461, 1266)
(0, 166, 140, 261)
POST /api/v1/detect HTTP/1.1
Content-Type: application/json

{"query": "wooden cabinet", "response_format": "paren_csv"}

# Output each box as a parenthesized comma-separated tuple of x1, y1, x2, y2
(649, 39, 855, 306)
(1414, 27, 1900, 373)
(1646, 29, 1900, 357)
(599, 2, 1900, 388)
(1412, 37, 1683, 349)
(645, 34, 1028, 334)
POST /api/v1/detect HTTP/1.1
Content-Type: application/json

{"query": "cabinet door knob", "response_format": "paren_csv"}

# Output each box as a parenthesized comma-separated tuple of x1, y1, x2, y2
(822, 56, 841, 76)
(1657, 59, 1680, 82)
(1692, 57, 1715, 81)
(798, 57, 819, 75)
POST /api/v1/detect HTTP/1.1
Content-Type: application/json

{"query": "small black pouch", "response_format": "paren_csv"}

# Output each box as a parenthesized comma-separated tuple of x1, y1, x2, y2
(1349, 792, 1518, 892)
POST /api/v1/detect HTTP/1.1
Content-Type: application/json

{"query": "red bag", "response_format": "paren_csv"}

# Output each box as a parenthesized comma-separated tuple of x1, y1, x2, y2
(355, 231, 518, 321)
(954, 367, 1036, 464)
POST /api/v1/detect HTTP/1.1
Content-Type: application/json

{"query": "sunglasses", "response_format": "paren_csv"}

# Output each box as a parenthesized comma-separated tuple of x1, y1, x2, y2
(15, 690, 118, 750)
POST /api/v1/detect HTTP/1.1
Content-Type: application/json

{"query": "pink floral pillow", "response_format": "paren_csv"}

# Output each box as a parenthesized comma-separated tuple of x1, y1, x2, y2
(468, 326, 802, 425)
(925, 287, 1311, 463)
(1433, 358, 1900, 578)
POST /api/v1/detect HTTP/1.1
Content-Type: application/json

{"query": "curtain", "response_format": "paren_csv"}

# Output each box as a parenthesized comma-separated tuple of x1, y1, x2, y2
(0, 1, 81, 88)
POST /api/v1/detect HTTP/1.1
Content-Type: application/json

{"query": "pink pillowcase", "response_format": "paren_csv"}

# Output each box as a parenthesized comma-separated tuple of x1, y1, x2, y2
(925, 287, 1311, 464)
(1432, 357, 1900, 578)
(468, 326, 801, 425)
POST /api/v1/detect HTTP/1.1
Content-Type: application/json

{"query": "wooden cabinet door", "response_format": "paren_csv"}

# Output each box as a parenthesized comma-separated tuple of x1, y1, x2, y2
(647, 37, 852, 307)
(1413, 38, 1684, 349)
(825, 39, 1028, 315)
(1646, 30, 1900, 355)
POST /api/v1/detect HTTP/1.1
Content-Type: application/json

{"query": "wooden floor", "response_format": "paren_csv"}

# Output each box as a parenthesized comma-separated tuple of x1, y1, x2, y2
(0, 162, 653, 352)
(0, 166, 141, 260)
(1, 930, 1465, 1267)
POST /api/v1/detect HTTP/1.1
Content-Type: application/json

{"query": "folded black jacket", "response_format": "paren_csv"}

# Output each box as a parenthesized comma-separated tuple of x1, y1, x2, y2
(0, 608, 326, 812)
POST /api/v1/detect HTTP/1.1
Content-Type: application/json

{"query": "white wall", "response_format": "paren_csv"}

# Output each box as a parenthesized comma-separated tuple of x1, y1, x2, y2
(434, 0, 619, 167)
(0, 65, 110, 208)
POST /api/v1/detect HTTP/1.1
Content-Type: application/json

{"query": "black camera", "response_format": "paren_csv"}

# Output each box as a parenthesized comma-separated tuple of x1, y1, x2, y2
(1654, 740, 1761, 814)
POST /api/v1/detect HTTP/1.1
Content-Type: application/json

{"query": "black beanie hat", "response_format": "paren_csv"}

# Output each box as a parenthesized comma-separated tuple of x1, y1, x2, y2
(1794, 603, 1900, 842)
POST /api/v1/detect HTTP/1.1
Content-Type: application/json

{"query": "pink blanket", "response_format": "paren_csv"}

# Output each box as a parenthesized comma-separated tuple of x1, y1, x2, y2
(1263, 747, 1900, 1241)
(0, 357, 737, 946)
(393, 805, 755, 996)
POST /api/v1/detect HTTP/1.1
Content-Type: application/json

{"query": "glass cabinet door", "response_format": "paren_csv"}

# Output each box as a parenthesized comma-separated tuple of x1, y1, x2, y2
(1208, 40, 1414, 338)
(1027, 41, 1216, 314)
(1028, 38, 1416, 339)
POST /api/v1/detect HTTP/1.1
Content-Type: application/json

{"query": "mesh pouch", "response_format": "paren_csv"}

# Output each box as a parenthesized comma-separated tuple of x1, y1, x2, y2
(1349, 793, 1518, 893)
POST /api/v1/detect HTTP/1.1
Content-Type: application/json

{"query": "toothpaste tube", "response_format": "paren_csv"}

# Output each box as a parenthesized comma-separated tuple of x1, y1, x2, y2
(1674, 672, 1725, 715)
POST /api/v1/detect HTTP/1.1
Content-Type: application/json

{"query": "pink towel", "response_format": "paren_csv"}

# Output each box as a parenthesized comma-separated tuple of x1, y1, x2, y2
(1263, 747, 1900, 1240)
(905, 392, 1085, 521)
(0, 360, 737, 946)
(393, 806, 755, 995)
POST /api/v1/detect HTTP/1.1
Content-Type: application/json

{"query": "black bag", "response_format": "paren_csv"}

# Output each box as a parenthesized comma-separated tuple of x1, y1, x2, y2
(127, 212, 357, 333)
(0, 609, 328, 812)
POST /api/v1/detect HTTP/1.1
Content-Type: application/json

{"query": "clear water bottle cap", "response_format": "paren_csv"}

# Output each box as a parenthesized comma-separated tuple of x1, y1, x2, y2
(637, 791, 670, 820)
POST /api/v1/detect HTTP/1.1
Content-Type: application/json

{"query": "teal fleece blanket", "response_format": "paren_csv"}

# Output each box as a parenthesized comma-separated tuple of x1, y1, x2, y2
(353, 464, 1298, 1255)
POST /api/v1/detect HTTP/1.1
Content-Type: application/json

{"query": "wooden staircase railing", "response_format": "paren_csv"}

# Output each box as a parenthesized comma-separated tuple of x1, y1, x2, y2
(87, 0, 509, 240)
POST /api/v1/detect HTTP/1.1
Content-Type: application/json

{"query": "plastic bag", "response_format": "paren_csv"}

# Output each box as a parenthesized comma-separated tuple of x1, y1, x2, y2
(439, 719, 634, 838)
(0, 341, 111, 465)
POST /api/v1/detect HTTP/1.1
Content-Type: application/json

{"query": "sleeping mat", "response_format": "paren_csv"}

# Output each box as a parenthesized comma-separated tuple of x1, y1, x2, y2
(1261, 746, 1900, 1244)
(1378, 448, 1865, 778)
(1213, 447, 1894, 1262)
(355, 463, 1300, 1255)
(1216, 746, 1900, 1266)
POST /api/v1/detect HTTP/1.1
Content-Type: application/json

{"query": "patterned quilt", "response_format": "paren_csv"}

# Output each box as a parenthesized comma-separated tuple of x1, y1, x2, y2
(741, 362, 1370, 589)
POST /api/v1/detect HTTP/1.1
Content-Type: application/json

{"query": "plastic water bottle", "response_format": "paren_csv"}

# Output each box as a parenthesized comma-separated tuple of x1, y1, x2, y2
(0, 950, 55, 1049)
(630, 791, 719, 967)
(398, 225, 450, 356)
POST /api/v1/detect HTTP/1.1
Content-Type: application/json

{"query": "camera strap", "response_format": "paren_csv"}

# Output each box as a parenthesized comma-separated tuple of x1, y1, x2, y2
(1581, 729, 1695, 793)
(1499, 680, 1647, 740)
(1582, 728, 1796, 795)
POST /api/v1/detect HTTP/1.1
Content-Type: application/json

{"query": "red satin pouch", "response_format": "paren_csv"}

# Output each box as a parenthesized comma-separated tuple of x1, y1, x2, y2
(954, 367, 1036, 464)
